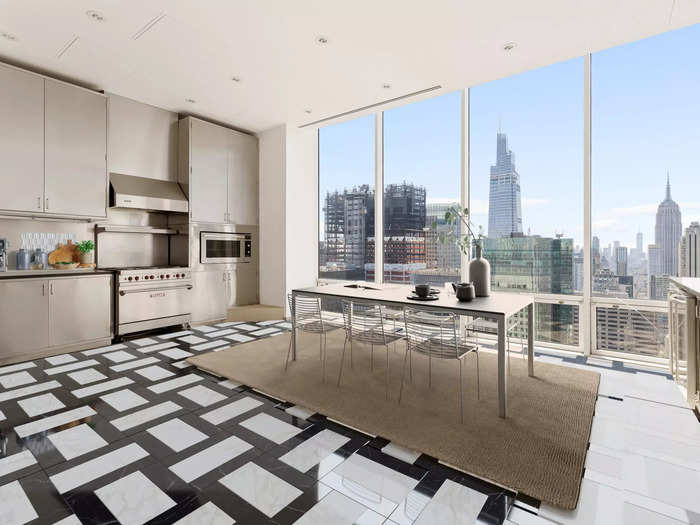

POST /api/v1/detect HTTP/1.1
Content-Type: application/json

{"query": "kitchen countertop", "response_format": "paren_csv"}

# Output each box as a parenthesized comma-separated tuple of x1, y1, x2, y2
(671, 277, 700, 297)
(0, 268, 113, 279)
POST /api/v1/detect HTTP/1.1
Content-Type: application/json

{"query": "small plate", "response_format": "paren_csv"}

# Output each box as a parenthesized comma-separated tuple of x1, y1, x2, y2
(407, 294, 439, 301)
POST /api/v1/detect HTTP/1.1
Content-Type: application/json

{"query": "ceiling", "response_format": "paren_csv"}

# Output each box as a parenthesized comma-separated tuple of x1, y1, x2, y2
(1, 1, 699, 133)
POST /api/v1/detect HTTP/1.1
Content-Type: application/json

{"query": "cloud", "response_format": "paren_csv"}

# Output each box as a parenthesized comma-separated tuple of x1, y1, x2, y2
(522, 198, 550, 209)
(609, 203, 657, 217)
(593, 218, 617, 230)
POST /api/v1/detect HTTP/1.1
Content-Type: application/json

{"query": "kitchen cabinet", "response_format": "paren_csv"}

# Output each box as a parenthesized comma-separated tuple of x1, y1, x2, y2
(179, 116, 258, 225)
(224, 267, 259, 307)
(0, 64, 45, 214)
(192, 271, 228, 322)
(45, 79, 107, 217)
(0, 280, 49, 359)
(49, 275, 111, 347)
(229, 132, 259, 225)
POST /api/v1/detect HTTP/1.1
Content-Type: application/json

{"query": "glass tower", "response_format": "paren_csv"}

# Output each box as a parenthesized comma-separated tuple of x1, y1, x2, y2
(487, 132, 523, 238)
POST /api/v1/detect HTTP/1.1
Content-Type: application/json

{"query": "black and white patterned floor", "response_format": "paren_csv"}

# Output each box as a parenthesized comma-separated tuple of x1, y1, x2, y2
(0, 320, 518, 525)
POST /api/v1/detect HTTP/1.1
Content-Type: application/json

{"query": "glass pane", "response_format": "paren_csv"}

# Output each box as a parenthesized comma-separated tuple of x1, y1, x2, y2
(381, 92, 462, 285)
(595, 306, 668, 358)
(318, 115, 375, 281)
(206, 240, 240, 258)
(470, 58, 584, 298)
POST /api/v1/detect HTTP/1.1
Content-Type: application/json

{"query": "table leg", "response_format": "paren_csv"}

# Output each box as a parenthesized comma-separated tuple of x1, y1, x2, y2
(527, 302, 534, 377)
(291, 291, 297, 361)
(497, 314, 507, 418)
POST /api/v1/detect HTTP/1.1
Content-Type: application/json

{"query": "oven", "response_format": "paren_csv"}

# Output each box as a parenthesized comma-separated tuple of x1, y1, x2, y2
(200, 231, 252, 264)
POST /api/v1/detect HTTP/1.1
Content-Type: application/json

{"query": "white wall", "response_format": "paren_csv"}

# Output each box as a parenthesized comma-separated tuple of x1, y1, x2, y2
(258, 125, 286, 307)
(257, 124, 318, 312)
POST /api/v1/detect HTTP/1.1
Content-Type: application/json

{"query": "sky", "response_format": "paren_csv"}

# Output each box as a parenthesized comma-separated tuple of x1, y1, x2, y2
(319, 22, 700, 250)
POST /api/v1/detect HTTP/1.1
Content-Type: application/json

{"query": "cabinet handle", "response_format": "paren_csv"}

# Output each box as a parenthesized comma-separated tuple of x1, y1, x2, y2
(45, 198, 49, 210)
(223, 272, 227, 282)
(42, 283, 45, 296)
(37, 197, 42, 210)
(50, 282, 53, 295)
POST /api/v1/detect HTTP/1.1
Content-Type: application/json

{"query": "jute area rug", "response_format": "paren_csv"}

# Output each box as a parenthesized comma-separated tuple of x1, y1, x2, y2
(188, 330, 599, 509)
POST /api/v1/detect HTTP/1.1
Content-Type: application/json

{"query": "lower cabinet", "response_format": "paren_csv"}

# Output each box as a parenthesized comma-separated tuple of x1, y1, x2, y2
(192, 271, 228, 322)
(0, 275, 112, 363)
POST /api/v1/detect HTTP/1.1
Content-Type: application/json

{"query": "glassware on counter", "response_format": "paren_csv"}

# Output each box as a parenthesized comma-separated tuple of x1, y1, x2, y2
(31, 248, 47, 270)
(16, 248, 31, 270)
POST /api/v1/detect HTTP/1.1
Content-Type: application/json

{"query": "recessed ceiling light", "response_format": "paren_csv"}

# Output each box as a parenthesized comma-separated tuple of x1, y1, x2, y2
(1, 31, 17, 42)
(382, 83, 392, 89)
(185, 98, 196, 104)
(86, 10, 105, 22)
(503, 41, 517, 52)
(231, 76, 241, 83)
(316, 35, 329, 45)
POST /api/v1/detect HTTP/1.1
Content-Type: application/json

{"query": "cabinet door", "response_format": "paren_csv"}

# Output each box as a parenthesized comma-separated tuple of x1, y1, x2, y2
(0, 65, 45, 213)
(49, 276, 111, 347)
(228, 132, 259, 225)
(45, 80, 107, 217)
(190, 119, 229, 223)
(0, 280, 49, 357)
(192, 271, 228, 322)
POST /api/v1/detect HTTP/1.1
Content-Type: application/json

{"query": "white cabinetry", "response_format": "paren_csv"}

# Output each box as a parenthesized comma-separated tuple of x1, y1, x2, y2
(192, 271, 228, 322)
(45, 79, 107, 217)
(0, 280, 49, 359)
(0, 64, 45, 214)
(179, 117, 258, 225)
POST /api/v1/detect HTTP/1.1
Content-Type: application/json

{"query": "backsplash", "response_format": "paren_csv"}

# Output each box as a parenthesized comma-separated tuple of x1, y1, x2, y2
(0, 219, 94, 270)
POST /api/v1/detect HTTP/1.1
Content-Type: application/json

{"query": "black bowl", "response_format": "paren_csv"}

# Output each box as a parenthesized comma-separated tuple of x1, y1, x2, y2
(414, 284, 430, 297)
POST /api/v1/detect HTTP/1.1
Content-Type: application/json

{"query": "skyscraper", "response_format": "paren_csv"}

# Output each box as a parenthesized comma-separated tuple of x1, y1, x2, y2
(636, 232, 643, 253)
(654, 174, 682, 276)
(679, 222, 700, 277)
(488, 131, 522, 238)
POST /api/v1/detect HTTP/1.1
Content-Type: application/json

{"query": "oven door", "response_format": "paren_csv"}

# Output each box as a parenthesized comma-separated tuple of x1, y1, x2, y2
(118, 282, 193, 325)
(200, 232, 252, 264)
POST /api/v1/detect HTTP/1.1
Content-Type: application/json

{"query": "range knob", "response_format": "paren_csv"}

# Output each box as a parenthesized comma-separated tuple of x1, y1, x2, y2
(166, 274, 170, 279)
(134, 276, 139, 281)
(160, 274, 164, 279)
(128, 276, 133, 281)
(150, 275, 155, 280)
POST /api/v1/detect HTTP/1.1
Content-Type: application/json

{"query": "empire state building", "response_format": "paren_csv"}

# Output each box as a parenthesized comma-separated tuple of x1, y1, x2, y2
(654, 174, 682, 276)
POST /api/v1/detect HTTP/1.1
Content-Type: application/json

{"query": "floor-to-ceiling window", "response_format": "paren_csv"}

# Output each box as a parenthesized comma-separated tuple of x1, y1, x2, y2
(470, 58, 584, 349)
(381, 91, 462, 285)
(591, 24, 700, 359)
(318, 115, 375, 281)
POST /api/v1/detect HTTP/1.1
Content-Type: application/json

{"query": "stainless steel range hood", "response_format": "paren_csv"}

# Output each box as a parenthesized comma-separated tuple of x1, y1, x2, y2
(109, 173, 188, 213)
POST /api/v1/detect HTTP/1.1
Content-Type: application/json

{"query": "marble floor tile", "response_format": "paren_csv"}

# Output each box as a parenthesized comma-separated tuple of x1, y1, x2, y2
(206, 329, 237, 338)
(148, 373, 203, 394)
(147, 418, 208, 452)
(110, 356, 159, 373)
(191, 340, 230, 352)
(102, 350, 137, 363)
(53, 516, 82, 525)
(100, 389, 148, 412)
(132, 337, 158, 347)
(45, 354, 77, 366)
(218, 461, 303, 518)
(111, 401, 182, 432)
(159, 348, 193, 360)
(169, 435, 254, 483)
(48, 424, 108, 461)
(82, 343, 127, 356)
(44, 359, 100, 376)
(539, 478, 623, 524)
(95, 470, 176, 525)
(178, 335, 207, 345)
(240, 412, 305, 444)
(136, 341, 178, 354)
(280, 429, 351, 474)
(158, 330, 193, 340)
(507, 506, 556, 524)
(218, 379, 242, 389)
(0, 361, 36, 376)
(413, 479, 487, 525)
(388, 488, 432, 524)
(258, 319, 285, 326)
(172, 360, 193, 369)
(381, 442, 421, 465)
(0, 380, 62, 402)
(135, 365, 175, 381)
(0, 450, 37, 478)
(285, 405, 316, 420)
(49, 443, 149, 494)
(191, 325, 219, 333)
(201, 396, 263, 425)
(0, 371, 36, 389)
(178, 384, 227, 407)
(249, 327, 281, 337)
(173, 501, 234, 525)
(67, 368, 107, 385)
(234, 324, 260, 331)
(71, 376, 134, 399)
(14, 405, 97, 438)
(215, 321, 240, 328)
(295, 490, 384, 525)
(17, 392, 65, 417)
(0, 409, 4, 421)
(227, 334, 254, 343)
(276, 322, 293, 330)
(0, 480, 38, 525)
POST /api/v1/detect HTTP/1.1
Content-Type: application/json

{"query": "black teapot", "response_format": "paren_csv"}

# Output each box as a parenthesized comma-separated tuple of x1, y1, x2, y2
(451, 282, 475, 302)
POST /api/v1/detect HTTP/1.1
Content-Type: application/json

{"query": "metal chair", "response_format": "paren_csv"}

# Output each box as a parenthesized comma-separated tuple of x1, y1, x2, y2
(464, 316, 523, 374)
(400, 308, 480, 423)
(337, 300, 404, 399)
(284, 294, 342, 382)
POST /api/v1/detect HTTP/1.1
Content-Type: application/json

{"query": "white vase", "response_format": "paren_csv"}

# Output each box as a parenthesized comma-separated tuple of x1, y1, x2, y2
(80, 251, 94, 265)
(469, 244, 490, 297)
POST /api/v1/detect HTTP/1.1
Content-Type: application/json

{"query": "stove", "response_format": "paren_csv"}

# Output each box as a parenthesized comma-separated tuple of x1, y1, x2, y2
(111, 266, 193, 337)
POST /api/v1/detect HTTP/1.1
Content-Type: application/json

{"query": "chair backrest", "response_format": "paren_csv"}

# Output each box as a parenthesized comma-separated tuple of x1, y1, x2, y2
(287, 294, 324, 333)
(403, 307, 460, 357)
(341, 300, 389, 345)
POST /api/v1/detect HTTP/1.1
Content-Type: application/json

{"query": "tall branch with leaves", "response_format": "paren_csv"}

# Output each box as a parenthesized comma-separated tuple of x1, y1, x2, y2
(431, 206, 485, 257)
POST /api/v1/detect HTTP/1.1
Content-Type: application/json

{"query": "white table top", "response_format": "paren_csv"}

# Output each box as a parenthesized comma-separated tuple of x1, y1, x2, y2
(294, 283, 534, 318)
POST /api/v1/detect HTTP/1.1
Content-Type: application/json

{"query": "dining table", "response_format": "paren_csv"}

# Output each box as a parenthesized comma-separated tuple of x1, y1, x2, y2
(291, 282, 535, 418)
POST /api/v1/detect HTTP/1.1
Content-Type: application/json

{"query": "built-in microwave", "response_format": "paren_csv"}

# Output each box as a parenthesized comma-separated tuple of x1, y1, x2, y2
(200, 232, 252, 264)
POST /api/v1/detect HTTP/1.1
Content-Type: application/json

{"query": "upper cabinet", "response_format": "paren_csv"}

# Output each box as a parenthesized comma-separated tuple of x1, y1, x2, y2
(179, 117, 259, 225)
(44, 80, 107, 217)
(0, 64, 45, 214)
(0, 63, 107, 219)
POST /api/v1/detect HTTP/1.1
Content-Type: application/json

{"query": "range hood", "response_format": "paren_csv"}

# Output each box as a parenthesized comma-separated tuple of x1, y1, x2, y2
(109, 173, 188, 213)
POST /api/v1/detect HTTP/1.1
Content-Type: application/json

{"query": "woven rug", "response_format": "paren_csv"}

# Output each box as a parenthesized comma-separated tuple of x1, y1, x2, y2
(188, 330, 599, 509)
